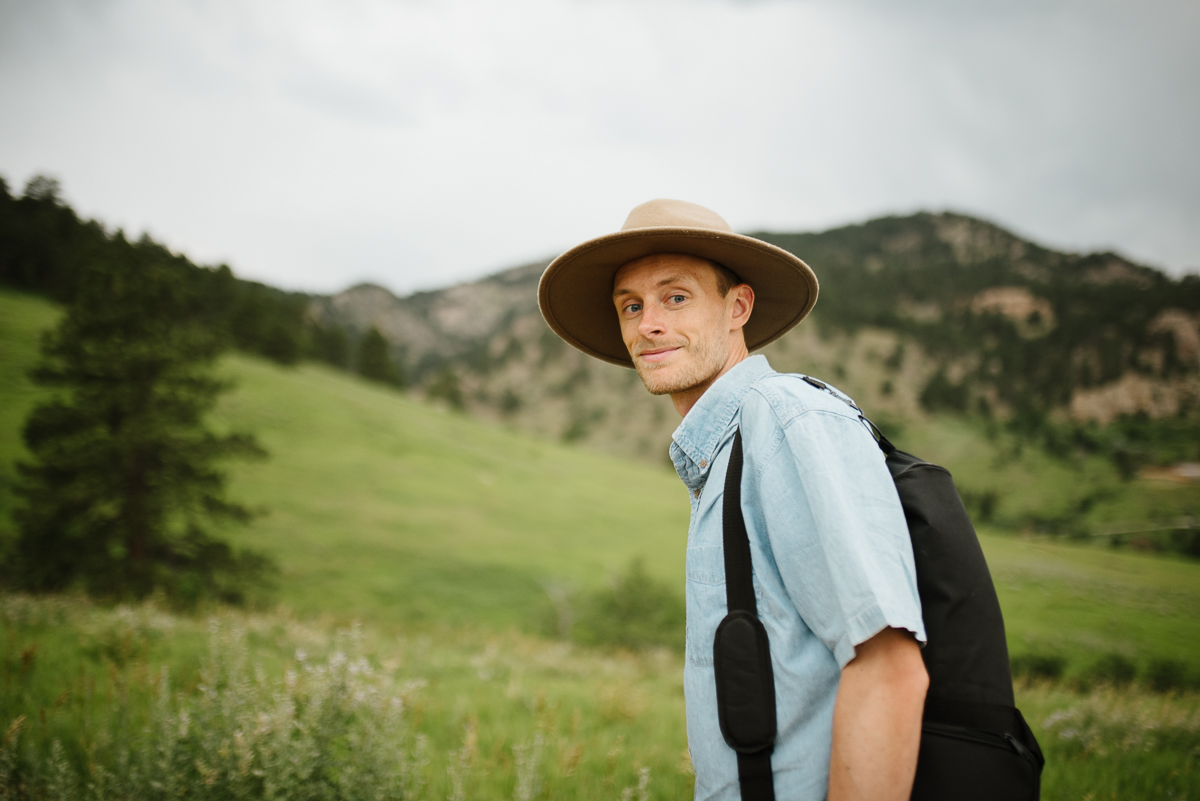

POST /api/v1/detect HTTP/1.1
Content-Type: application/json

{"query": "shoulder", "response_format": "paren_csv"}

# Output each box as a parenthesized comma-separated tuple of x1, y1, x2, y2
(738, 374, 891, 485)
(742, 372, 862, 429)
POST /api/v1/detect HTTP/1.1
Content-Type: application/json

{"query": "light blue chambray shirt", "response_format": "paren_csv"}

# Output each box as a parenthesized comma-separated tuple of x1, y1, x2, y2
(670, 355, 926, 801)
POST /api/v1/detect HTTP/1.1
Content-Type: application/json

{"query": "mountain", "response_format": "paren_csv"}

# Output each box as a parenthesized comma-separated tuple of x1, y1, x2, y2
(3, 174, 1195, 470)
(313, 212, 1200, 466)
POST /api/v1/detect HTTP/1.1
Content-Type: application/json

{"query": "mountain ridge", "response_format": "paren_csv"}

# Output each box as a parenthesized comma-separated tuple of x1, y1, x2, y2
(313, 211, 1200, 465)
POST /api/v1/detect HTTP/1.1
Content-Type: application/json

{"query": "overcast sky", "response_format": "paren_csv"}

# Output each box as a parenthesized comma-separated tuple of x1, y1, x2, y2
(1, 0, 1197, 295)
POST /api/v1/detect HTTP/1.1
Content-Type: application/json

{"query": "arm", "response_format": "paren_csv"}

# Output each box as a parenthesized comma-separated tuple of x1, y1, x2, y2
(828, 626, 928, 801)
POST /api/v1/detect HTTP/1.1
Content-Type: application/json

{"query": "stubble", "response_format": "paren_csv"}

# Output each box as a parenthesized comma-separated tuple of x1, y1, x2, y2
(634, 334, 728, 396)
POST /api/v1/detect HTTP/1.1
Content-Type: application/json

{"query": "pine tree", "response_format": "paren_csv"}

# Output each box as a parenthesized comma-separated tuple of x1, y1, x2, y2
(356, 327, 403, 386)
(8, 239, 274, 607)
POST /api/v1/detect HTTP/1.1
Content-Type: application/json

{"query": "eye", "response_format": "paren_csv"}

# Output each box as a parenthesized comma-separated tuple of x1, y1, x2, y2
(623, 302, 643, 315)
(668, 294, 687, 304)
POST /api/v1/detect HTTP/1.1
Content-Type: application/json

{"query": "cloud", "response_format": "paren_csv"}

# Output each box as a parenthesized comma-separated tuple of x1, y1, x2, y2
(0, 0, 1196, 294)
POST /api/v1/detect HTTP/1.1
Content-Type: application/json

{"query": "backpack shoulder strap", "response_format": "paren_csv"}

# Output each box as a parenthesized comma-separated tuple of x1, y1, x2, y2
(721, 429, 776, 801)
(723, 429, 758, 616)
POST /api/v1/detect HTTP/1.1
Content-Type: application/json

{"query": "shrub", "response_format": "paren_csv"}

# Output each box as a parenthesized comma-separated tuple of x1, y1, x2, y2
(1011, 653, 1067, 681)
(1147, 659, 1193, 693)
(961, 489, 1000, 524)
(1168, 528, 1200, 559)
(499, 388, 522, 415)
(919, 369, 969, 413)
(426, 367, 465, 410)
(571, 559, 685, 652)
(1087, 653, 1138, 687)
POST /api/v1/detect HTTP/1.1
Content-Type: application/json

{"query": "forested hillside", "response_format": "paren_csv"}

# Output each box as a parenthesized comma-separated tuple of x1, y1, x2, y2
(0, 176, 343, 368)
(756, 215, 1200, 424)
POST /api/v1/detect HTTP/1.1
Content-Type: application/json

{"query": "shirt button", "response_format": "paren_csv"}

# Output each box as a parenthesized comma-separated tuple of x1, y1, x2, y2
(700, 459, 707, 468)
(694, 489, 701, 498)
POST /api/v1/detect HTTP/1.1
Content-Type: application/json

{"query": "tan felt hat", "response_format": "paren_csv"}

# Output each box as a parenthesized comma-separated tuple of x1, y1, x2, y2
(538, 199, 819, 367)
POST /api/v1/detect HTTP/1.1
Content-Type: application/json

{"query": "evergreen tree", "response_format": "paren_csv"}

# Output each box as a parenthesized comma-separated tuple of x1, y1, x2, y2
(309, 321, 350, 368)
(356, 327, 402, 386)
(8, 240, 274, 607)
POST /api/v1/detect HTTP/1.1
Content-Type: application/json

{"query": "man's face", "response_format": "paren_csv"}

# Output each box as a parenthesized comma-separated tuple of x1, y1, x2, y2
(612, 253, 738, 396)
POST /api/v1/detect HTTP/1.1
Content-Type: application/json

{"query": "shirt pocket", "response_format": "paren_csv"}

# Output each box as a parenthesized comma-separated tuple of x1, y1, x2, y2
(685, 545, 762, 667)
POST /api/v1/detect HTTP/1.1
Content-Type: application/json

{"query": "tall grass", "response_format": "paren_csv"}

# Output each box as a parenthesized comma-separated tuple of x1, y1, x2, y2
(3, 626, 424, 799)
(1021, 680, 1200, 799)
(0, 593, 689, 799)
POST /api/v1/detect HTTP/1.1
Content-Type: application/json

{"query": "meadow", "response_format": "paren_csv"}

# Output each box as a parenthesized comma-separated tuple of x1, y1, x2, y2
(2, 287, 1199, 798)
(2, 593, 1197, 800)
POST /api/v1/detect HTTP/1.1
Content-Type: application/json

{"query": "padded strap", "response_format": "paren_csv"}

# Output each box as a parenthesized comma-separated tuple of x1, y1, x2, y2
(722, 430, 758, 616)
(722, 430, 776, 801)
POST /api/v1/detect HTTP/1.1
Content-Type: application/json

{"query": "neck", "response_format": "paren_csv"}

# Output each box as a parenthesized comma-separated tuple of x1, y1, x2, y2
(670, 340, 750, 417)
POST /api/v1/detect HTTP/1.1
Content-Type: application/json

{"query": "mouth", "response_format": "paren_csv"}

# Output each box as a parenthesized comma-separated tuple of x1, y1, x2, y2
(636, 346, 681, 364)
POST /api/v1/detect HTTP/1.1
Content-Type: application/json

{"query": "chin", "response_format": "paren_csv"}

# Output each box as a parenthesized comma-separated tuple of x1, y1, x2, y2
(634, 363, 679, 396)
(636, 362, 708, 396)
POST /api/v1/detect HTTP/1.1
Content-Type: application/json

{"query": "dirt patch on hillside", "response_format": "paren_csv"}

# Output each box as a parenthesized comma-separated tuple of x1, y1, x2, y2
(971, 287, 1054, 329)
(1085, 257, 1154, 288)
(1149, 309, 1200, 365)
(1069, 373, 1200, 424)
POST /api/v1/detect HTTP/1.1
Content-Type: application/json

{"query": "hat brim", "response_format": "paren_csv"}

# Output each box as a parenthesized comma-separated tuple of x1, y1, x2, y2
(538, 227, 819, 367)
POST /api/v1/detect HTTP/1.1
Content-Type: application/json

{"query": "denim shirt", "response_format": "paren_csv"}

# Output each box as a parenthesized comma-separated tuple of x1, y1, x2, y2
(670, 355, 926, 801)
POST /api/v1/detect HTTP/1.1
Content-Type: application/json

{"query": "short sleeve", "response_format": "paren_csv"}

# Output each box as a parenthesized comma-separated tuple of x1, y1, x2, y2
(745, 403, 926, 669)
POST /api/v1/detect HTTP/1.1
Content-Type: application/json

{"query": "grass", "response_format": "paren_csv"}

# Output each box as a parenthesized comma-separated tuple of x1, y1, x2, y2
(884, 413, 1200, 537)
(981, 533, 1200, 680)
(1020, 681, 1200, 799)
(2, 593, 1198, 800)
(3, 286, 1200, 796)
(209, 354, 690, 628)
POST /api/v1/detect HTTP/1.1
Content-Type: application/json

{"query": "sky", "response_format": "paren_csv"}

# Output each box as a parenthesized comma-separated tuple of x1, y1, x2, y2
(1, 0, 1197, 295)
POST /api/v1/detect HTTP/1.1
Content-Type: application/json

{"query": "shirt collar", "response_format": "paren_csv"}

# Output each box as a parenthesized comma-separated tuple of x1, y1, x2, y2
(671, 355, 774, 476)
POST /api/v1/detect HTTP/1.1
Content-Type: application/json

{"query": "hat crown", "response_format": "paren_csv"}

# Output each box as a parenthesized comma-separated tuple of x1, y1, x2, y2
(621, 199, 734, 233)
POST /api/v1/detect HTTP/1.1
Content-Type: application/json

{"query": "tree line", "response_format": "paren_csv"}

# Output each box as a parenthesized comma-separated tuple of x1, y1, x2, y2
(0, 175, 403, 385)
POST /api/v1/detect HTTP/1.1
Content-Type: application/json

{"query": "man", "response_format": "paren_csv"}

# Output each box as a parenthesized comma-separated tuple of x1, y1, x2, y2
(539, 199, 928, 801)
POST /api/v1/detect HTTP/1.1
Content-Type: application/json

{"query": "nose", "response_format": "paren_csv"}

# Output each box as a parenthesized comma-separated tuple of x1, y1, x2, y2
(638, 302, 667, 339)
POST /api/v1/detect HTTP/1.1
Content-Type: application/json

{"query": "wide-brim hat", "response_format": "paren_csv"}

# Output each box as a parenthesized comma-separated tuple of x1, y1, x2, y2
(538, 199, 819, 367)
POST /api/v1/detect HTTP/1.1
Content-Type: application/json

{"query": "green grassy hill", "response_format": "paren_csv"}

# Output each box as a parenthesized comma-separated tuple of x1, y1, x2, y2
(212, 352, 690, 629)
(0, 287, 689, 632)
(2, 287, 1199, 675)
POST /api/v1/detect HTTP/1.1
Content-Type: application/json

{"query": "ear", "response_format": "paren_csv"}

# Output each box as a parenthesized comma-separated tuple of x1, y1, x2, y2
(728, 284, 754, 331)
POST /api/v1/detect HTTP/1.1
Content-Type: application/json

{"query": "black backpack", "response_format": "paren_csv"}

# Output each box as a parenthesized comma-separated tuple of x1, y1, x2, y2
(712, 379, 1044, 801)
